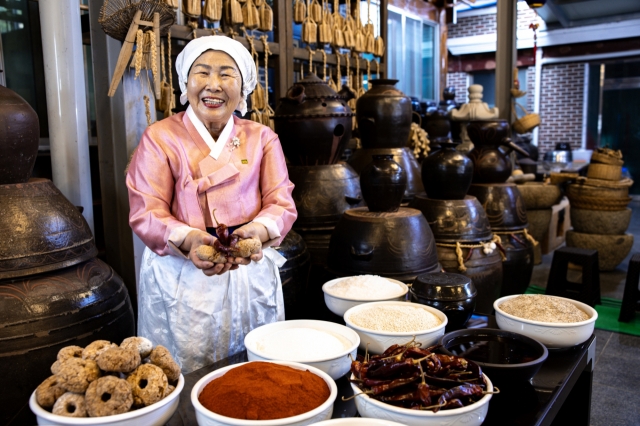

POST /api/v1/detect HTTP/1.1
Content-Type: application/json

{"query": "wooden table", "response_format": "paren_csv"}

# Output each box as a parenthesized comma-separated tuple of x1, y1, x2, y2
(167, 327, 595, 425)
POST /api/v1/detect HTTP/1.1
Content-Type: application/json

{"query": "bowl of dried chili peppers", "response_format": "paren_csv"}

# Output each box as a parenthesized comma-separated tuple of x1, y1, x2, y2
(493, 295, 597, 349)
(343, 301, 447, 354)
(347, 339, 496, 426)
(191, 360, 338, 426)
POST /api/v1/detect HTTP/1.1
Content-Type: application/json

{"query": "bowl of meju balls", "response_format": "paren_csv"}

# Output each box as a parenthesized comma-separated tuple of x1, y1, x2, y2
(29, 337, 184, 426)
(348, 338, 496, 426)
(343, 301, 448, 354)
(494, 294, 598, 349)
(244, 319, 360, 380)
(191, 360, 338, 426)
(322, 275, 409, 317)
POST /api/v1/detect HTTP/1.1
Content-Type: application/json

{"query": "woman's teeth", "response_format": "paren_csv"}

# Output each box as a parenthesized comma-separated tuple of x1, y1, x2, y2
(203, 98, 224, 106)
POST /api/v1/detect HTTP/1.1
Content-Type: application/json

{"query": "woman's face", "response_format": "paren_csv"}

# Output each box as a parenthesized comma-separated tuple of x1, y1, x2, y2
(187, 50, 242, 131)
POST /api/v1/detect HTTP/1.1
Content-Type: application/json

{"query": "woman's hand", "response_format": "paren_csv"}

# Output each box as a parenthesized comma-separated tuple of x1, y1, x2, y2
(232, 223, 269, 262)
(180, 230, 239, 276)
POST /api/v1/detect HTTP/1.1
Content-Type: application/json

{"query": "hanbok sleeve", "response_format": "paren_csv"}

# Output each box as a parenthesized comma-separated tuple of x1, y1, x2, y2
(126, 127, 189, 256)
(254, 130, 297, 245)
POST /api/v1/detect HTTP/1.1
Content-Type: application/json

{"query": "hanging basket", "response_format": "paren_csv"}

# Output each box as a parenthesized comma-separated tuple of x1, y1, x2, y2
(512, 102, 540, 134)
(99, 0, 176, 42)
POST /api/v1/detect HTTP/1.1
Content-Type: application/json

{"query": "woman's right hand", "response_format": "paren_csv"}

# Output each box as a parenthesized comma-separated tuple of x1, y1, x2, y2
(180, 230, 238, 276)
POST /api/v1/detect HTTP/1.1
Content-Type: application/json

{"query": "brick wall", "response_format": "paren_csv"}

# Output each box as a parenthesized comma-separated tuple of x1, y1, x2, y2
(448, 13, 496, 38)
(448, 8, 539, 39)
(537, 63, 584, 153)
(446, 72, 469, 105)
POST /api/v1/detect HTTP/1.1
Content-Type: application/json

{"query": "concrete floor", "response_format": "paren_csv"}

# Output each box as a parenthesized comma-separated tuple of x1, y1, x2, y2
(528, 197, 640, 426)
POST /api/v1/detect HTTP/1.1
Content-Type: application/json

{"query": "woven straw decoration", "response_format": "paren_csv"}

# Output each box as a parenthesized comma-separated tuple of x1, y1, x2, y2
(332, 26, 345, 48)
(203, 0, 223, 21)
(364, 22, 374, 35)
(365, 32, 375, 54)
(183, 0, 201, 18)
(328, 71, 338, 92)
(331, 0, 343, 31)
(319, 3, 332, 46)
(354, 29, 365, 53)
(251, 109, 262, 124)
(302, 17, 317, 44)
(165, 0, 179, 9)
(254, 0, 263, 6)
(258, 2, 273, 32)
(226, 0, 243, 24)
(242, 0, 259, 29)
(310, 0, 323, 24)
(374, 36, 384, 57)
(343, 20, 355, 49)
(294, 0, 306, 24)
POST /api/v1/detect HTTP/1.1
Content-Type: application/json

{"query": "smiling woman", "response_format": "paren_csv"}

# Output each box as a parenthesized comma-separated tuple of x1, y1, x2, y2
(125, 36, 297, 374)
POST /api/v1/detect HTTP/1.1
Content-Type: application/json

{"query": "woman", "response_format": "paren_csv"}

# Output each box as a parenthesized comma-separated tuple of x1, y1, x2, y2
(126, 36, 297, 373)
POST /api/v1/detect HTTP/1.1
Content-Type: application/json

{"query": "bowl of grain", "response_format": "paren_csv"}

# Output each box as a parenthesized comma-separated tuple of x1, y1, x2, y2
(343, 301, 447, 354)
(244, 320, 360, 380)
(322, 275, 409, 317)
(191, 361, 337, 426)
(312, 419, 407, 426)
(494, 294, 598, 349)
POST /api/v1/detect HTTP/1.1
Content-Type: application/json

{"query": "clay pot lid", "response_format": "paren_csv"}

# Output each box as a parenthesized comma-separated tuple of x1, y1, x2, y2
(0, 179, 96, 279)
(411, 272, 477, 301)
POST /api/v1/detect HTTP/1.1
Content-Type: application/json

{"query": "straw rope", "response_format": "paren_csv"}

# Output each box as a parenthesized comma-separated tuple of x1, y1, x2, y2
(435, 234, 505, 272)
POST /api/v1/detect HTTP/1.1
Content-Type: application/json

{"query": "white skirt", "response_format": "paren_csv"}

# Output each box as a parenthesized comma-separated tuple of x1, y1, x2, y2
(137, 247, 286, 374)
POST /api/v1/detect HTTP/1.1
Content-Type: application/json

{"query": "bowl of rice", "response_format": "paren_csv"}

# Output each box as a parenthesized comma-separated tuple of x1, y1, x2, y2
(244, 320, 360, 380)
(343, 301, 447, 354)
(494, 294, 598, 349)
(322, 275, 409, 317)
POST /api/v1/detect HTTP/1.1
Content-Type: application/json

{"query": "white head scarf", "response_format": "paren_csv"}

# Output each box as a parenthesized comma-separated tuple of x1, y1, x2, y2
(175, 35, 257, 116)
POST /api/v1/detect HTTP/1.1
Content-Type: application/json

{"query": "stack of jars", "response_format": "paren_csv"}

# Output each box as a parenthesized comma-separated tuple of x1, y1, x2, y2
(410, 134, 503, 315)
(326, 80, 439, 283)
(465, 120, 537, 296)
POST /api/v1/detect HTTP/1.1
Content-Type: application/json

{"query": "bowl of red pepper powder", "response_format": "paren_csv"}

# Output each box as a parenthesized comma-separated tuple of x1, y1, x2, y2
(191, 361, 338, 426)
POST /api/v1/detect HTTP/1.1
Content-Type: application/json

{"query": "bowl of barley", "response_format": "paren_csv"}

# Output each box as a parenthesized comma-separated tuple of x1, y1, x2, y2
(494, 294, 597, 349)
(343, 301, 447, 354)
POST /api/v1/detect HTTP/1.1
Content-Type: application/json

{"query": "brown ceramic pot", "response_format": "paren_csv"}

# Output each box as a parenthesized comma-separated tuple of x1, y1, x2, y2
(356, 79, 413, 149)
(468, 183, 528, 231)
(273, 73, 354, 165)
(409, 195, 492, 243)
(360, 155, 407, 212)
(0, 258, 135, 425)
(436, 245, 503, 315)
(0, 179, 97, 279)
(275, 230, 311, 320)
(0, 85, 39, 184)
(421, 140, 473, 200)
(327, 207, 440, 282)
(466, 120, 529, 183)
(496, 231, 535, 296)
(349, 147, 424, 202)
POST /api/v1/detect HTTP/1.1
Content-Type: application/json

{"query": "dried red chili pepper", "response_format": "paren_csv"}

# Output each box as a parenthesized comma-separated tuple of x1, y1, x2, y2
(433, 384, 484, 413)
(211, 209, 240, 255)
(368, 375, 419, 395)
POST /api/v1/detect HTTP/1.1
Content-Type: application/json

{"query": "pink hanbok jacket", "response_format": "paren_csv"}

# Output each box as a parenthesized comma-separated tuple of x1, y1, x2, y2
(126, 112, 297, 256)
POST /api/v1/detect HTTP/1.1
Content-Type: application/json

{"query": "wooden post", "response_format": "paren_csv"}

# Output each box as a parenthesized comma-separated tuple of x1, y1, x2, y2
(379, 0, 388, 78)
(439, 7, 448, 100)
(108, 10, 142, 97)
(153, 12, 161, 99)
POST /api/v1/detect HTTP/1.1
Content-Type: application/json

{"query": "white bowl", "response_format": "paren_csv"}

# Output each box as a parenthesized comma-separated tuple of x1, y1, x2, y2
(311, 419, 407, 426)
(322, 277, 409, 317)
(244, 320, 359, 380)
(192, 361, 338, 426)
(494, 295, 598, 349)
(29, 374, 184, 426)
(343, 301, 448, 354)
(349, 374, 494, 426)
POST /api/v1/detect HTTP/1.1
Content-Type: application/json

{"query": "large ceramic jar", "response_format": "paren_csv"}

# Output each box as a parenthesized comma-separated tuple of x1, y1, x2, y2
(356, 79, 412, 149)
(466, 120, 529, 183)
(421, 141, 473, 200)
(360, 155, 407, 212)
(0, 85, 39, 184)
(273, 73, 353, 165)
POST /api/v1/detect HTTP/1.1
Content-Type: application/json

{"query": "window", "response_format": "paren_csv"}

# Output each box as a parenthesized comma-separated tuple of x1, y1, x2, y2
(387, 5, 439, 101)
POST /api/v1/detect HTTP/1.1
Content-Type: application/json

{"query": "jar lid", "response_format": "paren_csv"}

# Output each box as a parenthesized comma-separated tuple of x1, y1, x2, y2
(411, 272, 477, 301)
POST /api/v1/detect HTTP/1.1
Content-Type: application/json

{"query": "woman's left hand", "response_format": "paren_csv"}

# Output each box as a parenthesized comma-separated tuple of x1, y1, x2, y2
(232, 223, 269, 262)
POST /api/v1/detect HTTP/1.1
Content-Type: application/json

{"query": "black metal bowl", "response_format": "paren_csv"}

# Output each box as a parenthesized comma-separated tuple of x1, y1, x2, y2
(439, 328, 548, 386)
